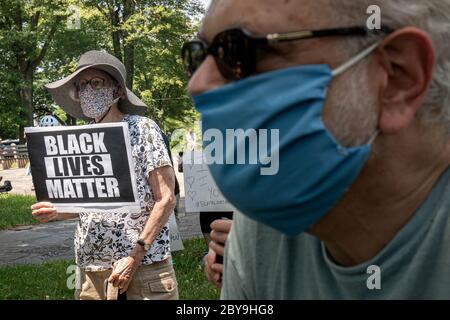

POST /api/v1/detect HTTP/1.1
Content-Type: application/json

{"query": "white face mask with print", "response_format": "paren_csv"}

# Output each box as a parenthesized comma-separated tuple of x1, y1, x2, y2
(79, 85, 120, 119)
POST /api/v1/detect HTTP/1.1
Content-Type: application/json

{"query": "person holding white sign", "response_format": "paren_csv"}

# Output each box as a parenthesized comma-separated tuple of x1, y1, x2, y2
(31, 51, 178, 300)
(185, 128, 197, 151)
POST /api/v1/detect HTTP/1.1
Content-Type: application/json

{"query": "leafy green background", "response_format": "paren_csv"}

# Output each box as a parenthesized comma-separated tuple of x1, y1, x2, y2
(0, 0, 204, 140)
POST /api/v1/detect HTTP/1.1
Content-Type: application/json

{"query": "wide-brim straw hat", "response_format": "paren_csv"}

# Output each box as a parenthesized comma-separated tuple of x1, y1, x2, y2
(45, 50, 147, 120)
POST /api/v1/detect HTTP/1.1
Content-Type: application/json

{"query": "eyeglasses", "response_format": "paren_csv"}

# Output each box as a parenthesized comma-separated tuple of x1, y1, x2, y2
(74, 77, 107, 92)
(181, 26, 394, 80)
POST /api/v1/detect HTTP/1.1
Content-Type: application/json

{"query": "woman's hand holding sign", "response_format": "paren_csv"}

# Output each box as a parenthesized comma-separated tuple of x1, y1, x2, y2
(31, 202, 59, 222)
(31, 202, 79, 222)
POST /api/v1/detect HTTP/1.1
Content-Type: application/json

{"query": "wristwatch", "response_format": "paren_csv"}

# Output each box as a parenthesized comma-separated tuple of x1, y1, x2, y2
(137, 239, 151, 251)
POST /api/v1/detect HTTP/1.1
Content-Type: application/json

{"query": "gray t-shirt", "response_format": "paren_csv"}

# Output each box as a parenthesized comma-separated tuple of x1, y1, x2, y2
(222, 169, 450, 299)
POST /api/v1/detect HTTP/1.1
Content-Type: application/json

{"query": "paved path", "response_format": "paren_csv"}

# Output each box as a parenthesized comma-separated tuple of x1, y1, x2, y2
(0, 168, 34, 196)
(0, 220, 77, 266)
(0, 210, 202, 267)
(0, 158, 204, 267)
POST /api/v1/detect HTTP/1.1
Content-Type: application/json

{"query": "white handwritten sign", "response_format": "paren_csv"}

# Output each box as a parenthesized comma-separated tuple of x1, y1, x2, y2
(168, 213, 184, 252)
(183, 151, 236, 212)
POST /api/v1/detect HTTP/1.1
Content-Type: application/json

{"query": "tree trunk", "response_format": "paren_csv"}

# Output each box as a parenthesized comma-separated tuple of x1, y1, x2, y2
(123, 0, 134, 90)
(19, 125, 25, 144)
(19, 70, 34, 143)
(123, 44, 134, 90)
(110, 8, 123, 62)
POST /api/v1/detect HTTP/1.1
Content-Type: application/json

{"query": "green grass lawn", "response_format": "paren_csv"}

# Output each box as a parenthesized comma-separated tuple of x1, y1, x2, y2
(0, 239, 220, 300)
(0, 195, 220, 300)
(0, 260, 74, 300)
(0, 194, 37, 230)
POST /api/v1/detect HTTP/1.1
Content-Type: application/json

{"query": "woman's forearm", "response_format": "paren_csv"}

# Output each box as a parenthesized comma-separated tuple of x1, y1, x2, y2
(138, 195, 175, 246)
(56, 212, 80, 220)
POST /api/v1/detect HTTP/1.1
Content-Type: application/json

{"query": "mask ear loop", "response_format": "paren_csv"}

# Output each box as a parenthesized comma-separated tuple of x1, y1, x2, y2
(330, 42, 382, 146)
(331, 42, 380, 77)
(367, 129, 379, 146)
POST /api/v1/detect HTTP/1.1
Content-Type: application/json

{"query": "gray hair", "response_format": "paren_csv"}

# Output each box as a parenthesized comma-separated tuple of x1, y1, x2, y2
(330, 0, 450, 129)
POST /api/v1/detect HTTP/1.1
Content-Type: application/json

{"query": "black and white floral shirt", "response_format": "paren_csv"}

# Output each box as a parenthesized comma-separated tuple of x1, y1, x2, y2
(74, 115, 172, 271)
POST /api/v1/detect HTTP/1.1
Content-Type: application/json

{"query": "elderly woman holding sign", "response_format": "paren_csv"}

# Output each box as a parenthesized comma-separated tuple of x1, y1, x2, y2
(31, 51, 178, 300)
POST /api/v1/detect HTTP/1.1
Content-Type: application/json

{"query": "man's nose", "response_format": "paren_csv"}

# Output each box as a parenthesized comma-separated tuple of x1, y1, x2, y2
(188, 55, 228, 96)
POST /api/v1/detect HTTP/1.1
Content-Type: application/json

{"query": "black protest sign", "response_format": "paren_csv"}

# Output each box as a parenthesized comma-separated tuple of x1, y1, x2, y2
(25, 123, 140, 213)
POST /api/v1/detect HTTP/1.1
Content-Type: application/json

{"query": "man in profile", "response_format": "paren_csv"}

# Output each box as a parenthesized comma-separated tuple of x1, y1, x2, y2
(187, 0, 450, 299)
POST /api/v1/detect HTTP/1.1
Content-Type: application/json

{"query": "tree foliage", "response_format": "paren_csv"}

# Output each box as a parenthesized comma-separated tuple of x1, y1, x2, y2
(0, 0, 203, 139)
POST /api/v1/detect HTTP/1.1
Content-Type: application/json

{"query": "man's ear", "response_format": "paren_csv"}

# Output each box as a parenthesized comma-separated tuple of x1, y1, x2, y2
(376, 27, 435, 134)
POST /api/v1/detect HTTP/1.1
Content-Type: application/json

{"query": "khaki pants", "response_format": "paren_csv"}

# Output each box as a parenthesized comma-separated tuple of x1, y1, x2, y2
(75, 258, 179, 300)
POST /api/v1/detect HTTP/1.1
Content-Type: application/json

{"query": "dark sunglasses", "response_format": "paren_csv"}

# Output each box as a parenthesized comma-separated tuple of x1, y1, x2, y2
(181, 26, 394, 80)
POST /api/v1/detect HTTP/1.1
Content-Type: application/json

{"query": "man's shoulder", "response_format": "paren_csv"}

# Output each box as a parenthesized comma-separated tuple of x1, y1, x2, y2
(228, 211, 315, 258)
(223, 211, 317, 299)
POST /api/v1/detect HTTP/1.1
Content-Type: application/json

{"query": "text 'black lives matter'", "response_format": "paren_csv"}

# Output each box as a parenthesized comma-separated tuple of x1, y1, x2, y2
(25, 123, 140, 213)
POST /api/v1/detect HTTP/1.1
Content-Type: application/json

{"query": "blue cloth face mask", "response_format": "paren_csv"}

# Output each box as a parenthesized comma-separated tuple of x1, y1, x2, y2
(192, 43, 379, 236)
